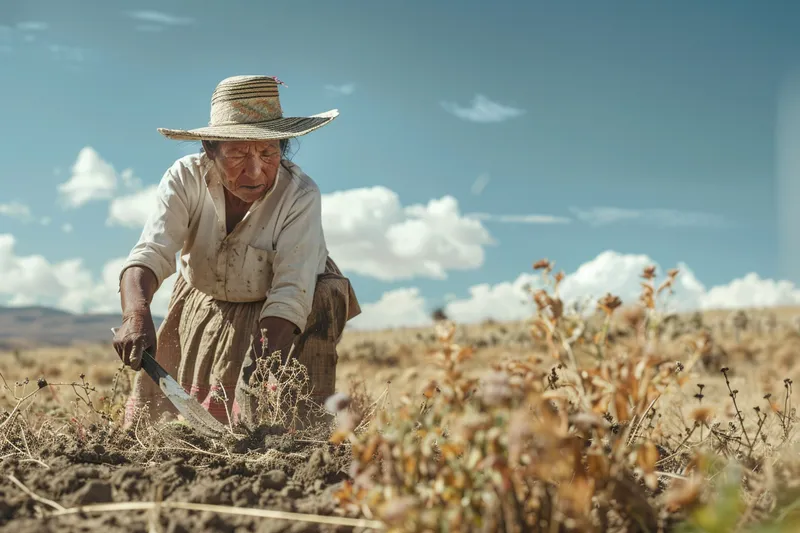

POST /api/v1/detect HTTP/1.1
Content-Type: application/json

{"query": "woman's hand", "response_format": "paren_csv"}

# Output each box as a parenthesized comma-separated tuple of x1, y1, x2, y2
(113, 308, 157, 371)
(256, 316, 298, 364)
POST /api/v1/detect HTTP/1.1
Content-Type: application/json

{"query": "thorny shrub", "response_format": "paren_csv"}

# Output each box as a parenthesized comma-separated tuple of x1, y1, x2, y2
(245, 347, 319, 431)
(329, 259, 800, 532)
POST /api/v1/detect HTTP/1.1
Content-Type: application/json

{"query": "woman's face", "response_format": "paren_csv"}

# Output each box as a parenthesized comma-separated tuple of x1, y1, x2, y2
(211, 140, 282, 204)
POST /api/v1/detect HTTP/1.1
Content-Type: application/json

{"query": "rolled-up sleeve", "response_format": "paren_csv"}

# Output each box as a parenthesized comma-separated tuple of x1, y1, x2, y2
(119, 165, 193, 290)
(260, 188, 324, 332)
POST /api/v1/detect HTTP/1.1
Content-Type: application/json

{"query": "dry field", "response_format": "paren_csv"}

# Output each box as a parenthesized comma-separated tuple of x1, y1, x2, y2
(2, 262, 800, 532)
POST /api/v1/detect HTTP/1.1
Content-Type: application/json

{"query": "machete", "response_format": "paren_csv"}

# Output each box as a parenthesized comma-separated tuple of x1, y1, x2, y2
(110, 328, 226, 438)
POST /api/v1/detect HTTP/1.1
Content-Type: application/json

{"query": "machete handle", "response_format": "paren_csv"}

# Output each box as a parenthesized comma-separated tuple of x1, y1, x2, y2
(110, 327, 160, 377)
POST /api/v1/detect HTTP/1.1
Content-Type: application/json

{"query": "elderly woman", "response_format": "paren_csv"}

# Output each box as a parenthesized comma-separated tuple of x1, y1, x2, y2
(112, 75, 360, 427)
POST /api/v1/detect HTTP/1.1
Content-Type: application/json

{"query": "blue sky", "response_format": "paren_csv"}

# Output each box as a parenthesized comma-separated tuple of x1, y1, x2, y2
(1, 1, 799, 326)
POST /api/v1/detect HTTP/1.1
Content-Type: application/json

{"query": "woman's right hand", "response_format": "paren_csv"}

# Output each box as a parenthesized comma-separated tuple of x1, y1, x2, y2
(113, 309, 157, 371)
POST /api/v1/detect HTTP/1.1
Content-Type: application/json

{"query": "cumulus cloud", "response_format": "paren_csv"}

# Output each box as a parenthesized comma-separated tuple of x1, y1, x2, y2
(444, 251, 800, 323)
(322, 186, 494, 281)
(325, 83, 356, 96)
(700, 274, 800, 310)
(570, 206, 728, 229)
(348, 251, 800, 329)
(107, 185, 158, 228)
(441, 94, 525, 123)
(120, 168, 142, 189)
(0, 233, 176, 317)
(58, 147, 142, 209)
(57, 147, 119, 208)
(347, 288, 431, 330)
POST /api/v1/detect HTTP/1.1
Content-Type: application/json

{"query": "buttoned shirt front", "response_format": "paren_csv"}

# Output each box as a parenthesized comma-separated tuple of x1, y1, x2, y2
(119, 152, 328, 332)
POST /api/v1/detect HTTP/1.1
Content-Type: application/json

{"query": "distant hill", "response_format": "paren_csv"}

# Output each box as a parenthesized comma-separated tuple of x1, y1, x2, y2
(1, 303, 798, 351)
(0, 306, 165, 350)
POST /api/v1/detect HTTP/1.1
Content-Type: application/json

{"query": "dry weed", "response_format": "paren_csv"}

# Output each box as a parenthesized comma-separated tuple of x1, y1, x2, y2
(327, 260, 800, 532)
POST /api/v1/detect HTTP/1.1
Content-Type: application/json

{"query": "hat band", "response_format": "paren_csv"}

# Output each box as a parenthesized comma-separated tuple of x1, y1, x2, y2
(209, 97, 283, 126)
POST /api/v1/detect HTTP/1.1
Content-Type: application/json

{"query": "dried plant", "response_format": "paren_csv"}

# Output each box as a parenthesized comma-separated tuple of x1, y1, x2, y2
(328, 260, 800, 532)
(247, 347, 317, 431)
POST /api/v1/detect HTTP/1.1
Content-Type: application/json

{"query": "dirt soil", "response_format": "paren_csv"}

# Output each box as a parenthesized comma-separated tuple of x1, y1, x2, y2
(0, 422, 354, 533)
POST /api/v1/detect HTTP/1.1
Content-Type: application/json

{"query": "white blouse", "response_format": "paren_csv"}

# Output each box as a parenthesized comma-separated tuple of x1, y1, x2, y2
(119, 152, 328, 332)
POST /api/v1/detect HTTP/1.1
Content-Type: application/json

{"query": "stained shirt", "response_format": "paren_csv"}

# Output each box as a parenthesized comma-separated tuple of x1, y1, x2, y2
(119, 152, 328, 333)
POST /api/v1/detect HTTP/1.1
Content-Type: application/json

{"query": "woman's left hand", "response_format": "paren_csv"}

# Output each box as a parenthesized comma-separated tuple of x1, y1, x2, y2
(255, 316, 298, 364)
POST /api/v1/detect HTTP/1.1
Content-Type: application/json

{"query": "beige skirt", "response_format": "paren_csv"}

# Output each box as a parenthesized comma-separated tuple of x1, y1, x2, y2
(123, 256, 360, 427)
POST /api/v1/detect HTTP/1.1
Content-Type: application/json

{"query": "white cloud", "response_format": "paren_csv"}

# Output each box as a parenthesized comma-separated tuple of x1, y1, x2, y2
(104, 167, 152, 228)
(40, 217, 51, 226)
(0, 233, 176, 317)
(57, 147, 119, 208)
(444, 252, 702, 324)
(0, 202, 33, 222)
(471, 173, 490, 195)
(16, 22, 48, 31)
(325, 83, 356, 96)
(126, 11, 194, 26)
(107, 185, 158, 228)
(322, 186, 494, 281)
(58, 147, 141, 208)
(120, 168, 142, 189)
(348, 288, 432, 330)
(348, 250, 800, 329)
(570, 207, 728, 228)
(700, 274, 800, 310)
(95, 258, 175, 316)
(467, 213, 571, 224)
(61, 223, 73, 233)
(443, 251, 800, 324)
(441, 94, 525, 123)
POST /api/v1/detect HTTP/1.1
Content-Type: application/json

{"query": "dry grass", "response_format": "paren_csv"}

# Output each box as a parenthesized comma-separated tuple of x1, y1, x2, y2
(2, 258, 800, 532)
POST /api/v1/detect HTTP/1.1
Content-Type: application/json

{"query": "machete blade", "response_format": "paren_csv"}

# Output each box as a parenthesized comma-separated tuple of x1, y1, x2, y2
(111, 328, 226, 438)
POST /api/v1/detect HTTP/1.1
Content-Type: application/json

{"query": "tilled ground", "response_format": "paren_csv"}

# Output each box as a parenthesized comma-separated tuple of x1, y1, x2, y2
(0, 422, 356, 533)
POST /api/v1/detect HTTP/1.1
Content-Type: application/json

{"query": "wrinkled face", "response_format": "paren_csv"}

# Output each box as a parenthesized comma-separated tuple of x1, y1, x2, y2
(210, 140, 282, 203)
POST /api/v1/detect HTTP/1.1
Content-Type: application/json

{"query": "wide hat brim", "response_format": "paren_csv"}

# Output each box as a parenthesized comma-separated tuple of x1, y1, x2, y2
(157, 109, 339, 141)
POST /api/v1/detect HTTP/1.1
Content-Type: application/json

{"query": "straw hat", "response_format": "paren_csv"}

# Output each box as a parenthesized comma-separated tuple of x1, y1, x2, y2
(157, 75, 338, 141)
